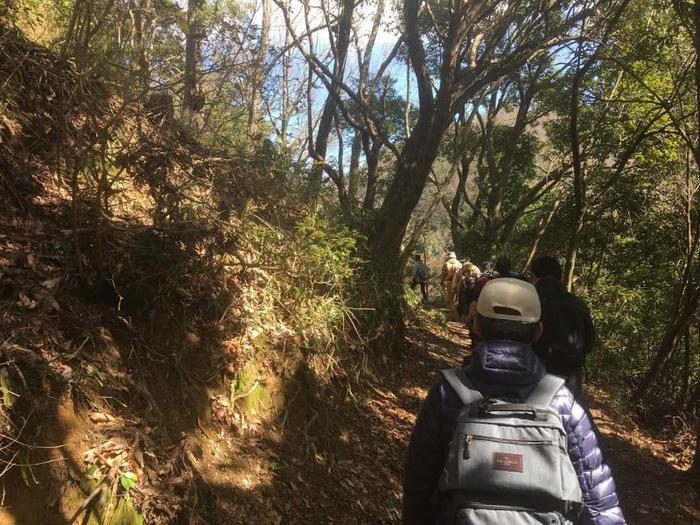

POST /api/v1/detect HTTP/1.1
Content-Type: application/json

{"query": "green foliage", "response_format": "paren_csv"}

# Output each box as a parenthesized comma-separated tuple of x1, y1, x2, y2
(11, 0, 72, 44)
(404, 284, 422, 310)
(19, 452, 38, 486)
(119, 472, 138, 492)
(236, 211, 365, 379)
(294, 217, 359, 283)
(104, 498, 144, 525)
(87, 463, 102, 481)
(426, 306, 448, 326)
(342, 80, 407, 144)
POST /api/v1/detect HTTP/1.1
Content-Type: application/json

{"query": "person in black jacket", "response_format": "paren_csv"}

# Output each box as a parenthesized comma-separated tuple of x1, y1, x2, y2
(530, 255, 595, 398)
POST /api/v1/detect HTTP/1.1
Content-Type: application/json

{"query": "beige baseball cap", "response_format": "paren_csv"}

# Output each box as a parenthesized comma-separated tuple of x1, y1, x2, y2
(477, 277, 541, 323)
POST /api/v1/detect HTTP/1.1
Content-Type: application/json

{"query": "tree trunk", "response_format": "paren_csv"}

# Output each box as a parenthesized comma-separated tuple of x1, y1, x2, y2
(182, 0, 203, 129)
(348, 132, 362, 203)
(566, 35, 589, 292)
(247, 0, 271, 134)
(677, 327, 692, 406)
(307, 0, 354, 197)
(129, 0, 151, 94)
(634, 288, 700, 402)
(367, 111, 450, 278)
(564, 236, 578, 292)
(362, 136, 382, 210)
(682, 11, 700, 476)
(523, 199, 561, 273)
(564, 211, 585, 291)
(280, 25, 291, 145)
(449, 164, 467, 249)
(355, 112, 450, 352)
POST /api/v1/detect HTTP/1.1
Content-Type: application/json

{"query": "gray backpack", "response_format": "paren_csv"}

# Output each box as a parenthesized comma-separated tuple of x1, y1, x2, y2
(438, 368, 583, 525)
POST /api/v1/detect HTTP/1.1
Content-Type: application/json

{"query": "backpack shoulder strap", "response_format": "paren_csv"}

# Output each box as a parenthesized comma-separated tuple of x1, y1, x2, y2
(439, 368, 483, 406)
(527, 374, 566, 406)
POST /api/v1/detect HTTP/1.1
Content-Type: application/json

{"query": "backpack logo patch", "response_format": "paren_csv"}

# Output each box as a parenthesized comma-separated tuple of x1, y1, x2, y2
(493, 452, 523, 473)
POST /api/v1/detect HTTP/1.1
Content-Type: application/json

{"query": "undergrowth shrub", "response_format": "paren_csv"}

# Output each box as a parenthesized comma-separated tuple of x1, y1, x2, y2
(233, 214, 363, 382)
(585, 282, 653, 391)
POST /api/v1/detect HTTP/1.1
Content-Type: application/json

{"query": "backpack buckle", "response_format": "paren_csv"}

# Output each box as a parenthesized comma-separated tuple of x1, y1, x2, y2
(564, 500, 583, 518)
(475, 399, 498, 416)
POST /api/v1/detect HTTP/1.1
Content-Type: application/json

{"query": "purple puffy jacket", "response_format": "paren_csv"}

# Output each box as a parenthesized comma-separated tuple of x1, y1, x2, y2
(402, 339, 626, 525)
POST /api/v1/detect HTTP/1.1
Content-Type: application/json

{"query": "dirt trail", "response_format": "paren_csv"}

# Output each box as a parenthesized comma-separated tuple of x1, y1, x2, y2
(219, 307, 700, 524)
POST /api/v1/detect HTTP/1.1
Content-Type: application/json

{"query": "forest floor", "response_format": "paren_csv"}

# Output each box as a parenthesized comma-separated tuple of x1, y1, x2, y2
(191, 304, 700, 524)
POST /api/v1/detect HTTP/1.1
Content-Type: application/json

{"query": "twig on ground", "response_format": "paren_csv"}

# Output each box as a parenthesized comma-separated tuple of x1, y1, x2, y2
(67, 485, 103, 525)
(231, 379, 261, 404)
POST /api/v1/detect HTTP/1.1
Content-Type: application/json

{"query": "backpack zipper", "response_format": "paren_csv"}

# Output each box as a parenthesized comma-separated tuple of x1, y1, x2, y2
(462, 434, 554, 459)
(462, 502, 542, 512)
(463, 435, 473, 458)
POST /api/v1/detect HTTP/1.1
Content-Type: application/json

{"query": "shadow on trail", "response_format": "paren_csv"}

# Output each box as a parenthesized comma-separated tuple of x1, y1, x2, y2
(416, 326, 466, 356)
(598, 431, 699, 525)
(189, 362, 407, 523)
(188, 307, 473, 524)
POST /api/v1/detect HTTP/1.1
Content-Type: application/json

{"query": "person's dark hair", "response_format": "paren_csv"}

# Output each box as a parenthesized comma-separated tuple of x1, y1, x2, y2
(476, 314, 538, 343)
(414, 254, 422, 261)
(531, 255, 562, 280)
(495, 257, 512, 276)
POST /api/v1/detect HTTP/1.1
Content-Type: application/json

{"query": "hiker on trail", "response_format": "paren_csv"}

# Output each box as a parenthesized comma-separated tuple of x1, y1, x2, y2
(494, 256, 514, 277)
(441, 252, 462, 320)
(462, 262, 495, 345)
(495, 256, 531, 281)
(412, 254, 430, 302)
(402, 278, 626, 525)
(531, 255, 595, 398)
(455, 262, 481, 322)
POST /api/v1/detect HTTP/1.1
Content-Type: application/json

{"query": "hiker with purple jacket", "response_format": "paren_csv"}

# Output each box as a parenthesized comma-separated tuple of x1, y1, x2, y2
(402, 278, 625, 525)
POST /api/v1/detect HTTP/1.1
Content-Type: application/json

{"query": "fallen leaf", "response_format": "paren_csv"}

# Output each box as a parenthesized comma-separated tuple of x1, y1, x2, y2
(18, 292, 37, 309)
(41, 277, 62, 290)
(89, 412, 113, 423)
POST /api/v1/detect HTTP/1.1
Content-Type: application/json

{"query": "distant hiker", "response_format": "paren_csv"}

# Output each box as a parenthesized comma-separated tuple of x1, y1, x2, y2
(455, 262, 480, 322)
(441, 251, 462, 284)
(463, 262, 495, 344)
(402, 278, 626, 525)
(441, 252, 462, 320)
(412, 254, 430, 301)
(495, 256, 530, 281)
(531, 255, 595, 398)
(494, 256, 514, 277)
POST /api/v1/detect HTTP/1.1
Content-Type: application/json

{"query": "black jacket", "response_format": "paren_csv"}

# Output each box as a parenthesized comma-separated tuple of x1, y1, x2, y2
(532, 277, 595, 376)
